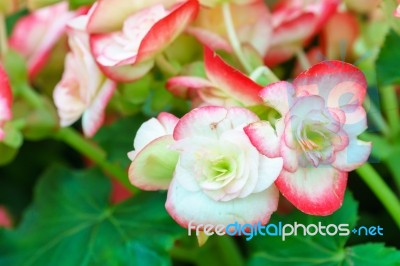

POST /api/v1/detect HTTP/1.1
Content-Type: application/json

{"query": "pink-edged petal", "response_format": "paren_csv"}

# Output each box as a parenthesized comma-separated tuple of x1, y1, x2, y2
(204, 47, 262, 106)
(129, 135, 178, 190)
(166, 76, 213, 98)
(87, 0, 178, 33)
(186, 27, 232, 52)
(166, 177, 279, 227)
(9, 2, 78, 80)
(82, 79, 116, 137)
(293, 60, 367, 108)
(271, 12, 317, 46)
(333, 140, 371, 172)
(264, 44, 299, 67)
(253, 155, 283, 193)
(342, 105, 367, 137)
(276, 167, 348, 216)
(259, 81, 296, 115)
(244, 119, 284, 158)
(157, 112, 179, 132)
(136, 0, 199, 63)
(0, 65, 13, 120)
(173, 106, 259, 140)
(280, 143, 299, 172)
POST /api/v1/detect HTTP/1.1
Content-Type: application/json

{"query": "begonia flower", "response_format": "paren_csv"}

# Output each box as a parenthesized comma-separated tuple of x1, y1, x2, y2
(128, 112, 180, 190)
(89, 0, 199, 82)
(166, 47, 262, 107)
(320, 11, 359, 61)
(245, 60, 371, 215)
(166, 106, 282, 227)
(0, 65, 13, 141)
(264, 0, 339, 66)
(53, 17, 116, 137)
(186, 1, 271, 56)
(9, 2, 80, 80)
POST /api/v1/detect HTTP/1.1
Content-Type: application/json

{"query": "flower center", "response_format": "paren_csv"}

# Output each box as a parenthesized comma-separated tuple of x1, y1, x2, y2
(208, 157, 232, 181)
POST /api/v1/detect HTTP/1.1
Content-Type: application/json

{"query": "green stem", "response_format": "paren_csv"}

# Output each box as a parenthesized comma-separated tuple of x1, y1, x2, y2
(380, 85, 400, 137)
(0, 13, 7, 58)
(19, 83, 43, 108)
(356, 163, 400, 229)
(55, 127, 138, 193)
(250, 66, 279, 83)
(215, 236, 244, 266)
(170, 246, 197, 263)
(155, 54, 180, 76)
(296, 48, 311, 70)
(364, 95, 391, 138)
(222, 3, 252, 74)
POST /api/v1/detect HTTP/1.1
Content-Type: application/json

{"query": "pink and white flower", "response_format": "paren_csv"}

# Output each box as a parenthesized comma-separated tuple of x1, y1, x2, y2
(128, 112, 180, 190)
(89, 0, 199, 82)
(166, 47, 262, 107)
(245, 60, 371, 215)
(0, 65, 13, 141)
(264, 0, 339, 66)
(186, 1, 271, 56)
(166, 106, 282, 227)
(53, 17, 116, 137)
(9, 2, 80, 80)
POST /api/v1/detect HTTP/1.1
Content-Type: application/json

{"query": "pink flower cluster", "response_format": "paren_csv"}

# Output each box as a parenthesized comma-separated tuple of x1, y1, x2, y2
(129, 47, 371, 227)
(2, 0, 375, 229)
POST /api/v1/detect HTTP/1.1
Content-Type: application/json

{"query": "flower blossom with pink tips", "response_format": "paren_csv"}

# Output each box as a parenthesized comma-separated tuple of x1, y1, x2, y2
(128, 112, 179, 190)
(53, 17, 116, 137)
(186, 1, 271, 56)
(9, 2, 80, 80)
(245, 60, 371, 215)
(0, 65, 13, 141)
(264, 0, 339, 66)
(166, 47, 262, 107)
(89, 0, 199, 82)
(166, 106, 282, 227)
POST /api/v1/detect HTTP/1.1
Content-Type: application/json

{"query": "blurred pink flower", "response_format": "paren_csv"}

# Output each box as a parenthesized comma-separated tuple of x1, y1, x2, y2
(245, 60, 371, 215)
(53, 17, 116, 137)
(264, 0, 339, 66)
(186, 0, 271, 56)
(9, 2, 80, 80)
(89, 0, 199, 82)
(0, 65, 13, 141)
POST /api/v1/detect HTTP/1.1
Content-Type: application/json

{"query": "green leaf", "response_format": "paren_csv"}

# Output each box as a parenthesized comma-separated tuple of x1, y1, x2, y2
(93, 115, 148, 169)
(0, 166, 184, 266)
(381, 0, 400, 36)
(248, 192, 356, 265)
(68, 0, 95, 9)
(247, 193, 400, 265)
(376, 30, 400, 86)
(345, 243, 400, 266)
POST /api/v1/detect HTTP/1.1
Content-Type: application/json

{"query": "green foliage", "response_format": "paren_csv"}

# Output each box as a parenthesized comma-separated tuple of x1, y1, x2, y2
(0, 166, 184, 266)
(376, 30, 400, 86)
(93, 115, 148, 169)
(247, 193, 400, 266)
